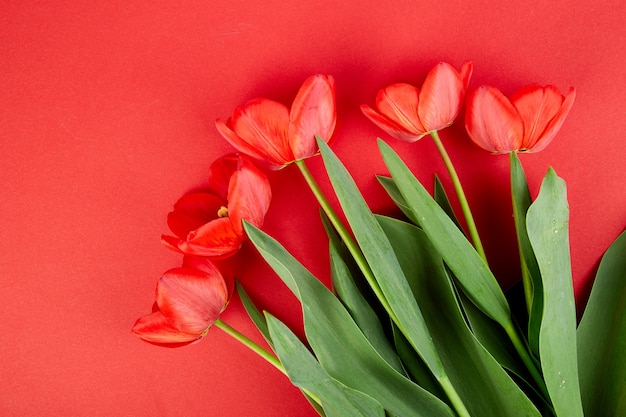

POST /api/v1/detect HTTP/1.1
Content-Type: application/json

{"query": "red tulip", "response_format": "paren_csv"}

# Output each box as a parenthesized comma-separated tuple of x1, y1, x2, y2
(161, 154, 271, 258)
(215, 74, 336, 169)
(465, 84, 576, 153)
(132, 257, 231, 345)
(361, 62, 473, 142)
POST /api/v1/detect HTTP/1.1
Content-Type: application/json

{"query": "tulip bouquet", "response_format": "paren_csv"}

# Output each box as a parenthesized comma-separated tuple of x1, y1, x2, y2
(133, 63, 625, 417)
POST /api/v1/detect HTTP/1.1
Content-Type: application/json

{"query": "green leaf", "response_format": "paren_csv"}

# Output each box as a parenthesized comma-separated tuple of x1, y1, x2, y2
(265, 313, 385, 417)
(459, 289, 528, 380)
(391, 323, 448, 403)
(244, 221, 456, 417)
(433, 175, 464, 233)
(510, 152, 543, 359)
(376, 175, 419, 224)
(378, 139, 511, 328)
(236, 281, 273, 347)
(329, 242, 405, 374)
(378, 215, 541, 417)
(237, 281, 325, 415)
(316, 138, 445, 380)
(526, 167, 583, 417)
(577, 230, 626, 416)
(458, 289, 552, 411)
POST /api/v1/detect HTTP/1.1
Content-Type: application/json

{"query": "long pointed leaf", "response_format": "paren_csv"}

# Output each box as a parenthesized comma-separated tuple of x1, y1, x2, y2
(265, 313, 385, 417)
(510, 152, 543, 358)
(577, 230, 626, 416)
(433, 175, 464, 233)
(330, 243, 405, 373)
(244, 221, 456, 417)
(236, 281, 273, 347)
(526, 167, 583, 417)
(376, 175, 419, 224)
(378, 139, 511, 328)
(316, 138, 445, 379)
(378, 215, 541, 417)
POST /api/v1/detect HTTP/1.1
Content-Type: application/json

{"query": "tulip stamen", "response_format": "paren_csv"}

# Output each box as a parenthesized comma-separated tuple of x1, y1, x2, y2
(217, 206, 229, 218)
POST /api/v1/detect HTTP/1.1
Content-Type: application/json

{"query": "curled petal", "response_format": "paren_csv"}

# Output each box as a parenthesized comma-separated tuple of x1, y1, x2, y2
(181, 217, 242, 258)
(161, 234, 185, 254)
(361, 104, 425, 142)
(166, 193, 224, 239)
(289, 74, 337, 160)
(514, 86, 576, 152)
(465, 86, 524, 153)
(459, 61, 473, 91)
(218, 98, 293, 168)
(419, 62, 469, 131)
(363, 83, 428, 142)
(227, 157, 271, 235)
(208, 154, 239, 200)
(215, 119, 273, 166)
(156, 267, 228, 335)
(132, 311, 200, 344)
(377, 83, 426, 135)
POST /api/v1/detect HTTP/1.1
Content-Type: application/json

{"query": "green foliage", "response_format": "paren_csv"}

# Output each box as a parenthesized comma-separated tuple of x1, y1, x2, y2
(577, 230, 626, 416)
(244, 221, 456, 417)
(526, 168, 583, 417)
(240, 141, 622, 417)
(378, 139, 511, 328)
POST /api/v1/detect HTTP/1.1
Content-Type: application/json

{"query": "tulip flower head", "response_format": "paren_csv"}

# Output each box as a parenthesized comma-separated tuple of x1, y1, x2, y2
(161, 154, 271, 258)
(465, 84, 576, 153)
(215, 74, 336, 169)
(361, 61, 473, 142)
(132, 258, 231, 345)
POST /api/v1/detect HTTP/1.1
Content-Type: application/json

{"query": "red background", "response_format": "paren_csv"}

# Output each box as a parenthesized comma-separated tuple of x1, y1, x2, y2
(1, 1, 624, 416)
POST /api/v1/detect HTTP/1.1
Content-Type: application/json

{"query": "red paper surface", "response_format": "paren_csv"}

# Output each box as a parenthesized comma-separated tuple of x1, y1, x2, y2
(1, 1, 624, 416)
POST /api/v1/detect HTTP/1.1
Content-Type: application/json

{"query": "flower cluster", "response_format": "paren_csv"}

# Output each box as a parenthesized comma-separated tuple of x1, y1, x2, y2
(133, 59, 576, 353)
(133, 62, 624, 417)
(133, 74, 336, 344)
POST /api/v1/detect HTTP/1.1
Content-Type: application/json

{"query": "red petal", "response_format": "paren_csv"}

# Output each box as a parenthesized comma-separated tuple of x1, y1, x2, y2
(181, 217, 243, 258)
(132, 311, 201, 344)
(156, 267, 228, 335)
(182, 255, 235, 298)
(161, 234, 184, 254)
(216, 118, 276, 165)
(374, 83, 426, 137)
(288, 74, 337, 160)
(227, 157, 271, 234)
(208, 154, 239, 200)
(459, 61, 473, 90)
(226, 98, 293, 168)
(514, 86, 576, 152)
(465, 86, 524, 153)
(361, 104, 426, 142)
(166, 192, 224, 238)
(511, 85, 561, 150)
(418, 62, 467, 132)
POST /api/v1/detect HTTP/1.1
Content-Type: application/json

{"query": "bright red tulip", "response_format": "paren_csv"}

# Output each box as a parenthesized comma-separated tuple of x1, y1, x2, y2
(465, 84, 576, 153)
(132, 257, 231, 345)
(361, 62, 473, 142)
(161, 154, 271, 258)
(215, 74, 336, 169)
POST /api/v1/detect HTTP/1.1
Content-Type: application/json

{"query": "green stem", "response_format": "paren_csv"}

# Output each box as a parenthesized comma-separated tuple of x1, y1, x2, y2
(214, 319, 285, 374)
(429, 131, 487, 263)
(295, 159, 393, 316)
(439, 376, 472, 417)
(214, 319, 323, 409)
